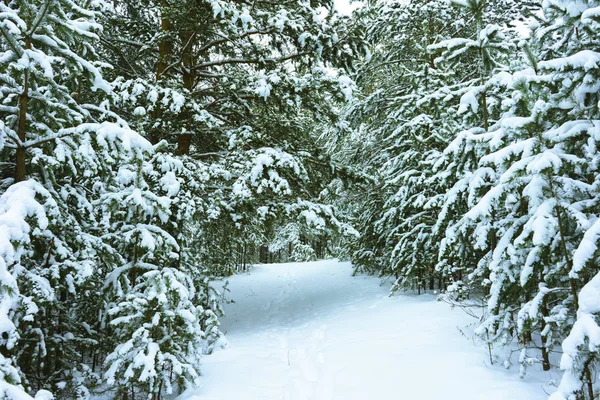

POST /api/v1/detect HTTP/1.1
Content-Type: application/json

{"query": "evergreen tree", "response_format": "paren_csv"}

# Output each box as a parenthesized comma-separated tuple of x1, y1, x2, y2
(337, 0, 525, 292)
(100, 148, 225, 399)
(435, 0, 600, 389)
(103, 0, 364, 271)
(0, 0, 150, 397)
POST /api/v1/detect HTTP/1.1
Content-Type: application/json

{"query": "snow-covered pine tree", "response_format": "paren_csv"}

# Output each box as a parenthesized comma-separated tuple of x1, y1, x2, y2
(533, 1, 600, 397)
(95, 123, 227, 398)
(447, 62, 583, 373)
(428, 0, 526, 297)
(552, 269, 600, 400)
(101, 0, 365, 271)
(336, 0, 465, 289)
(0, 1, 134, 396)
(437, 0, 600, 385)
(101, 150, 209, 399)
(0, 0, 157, 397)
(337, 0, 527, 292)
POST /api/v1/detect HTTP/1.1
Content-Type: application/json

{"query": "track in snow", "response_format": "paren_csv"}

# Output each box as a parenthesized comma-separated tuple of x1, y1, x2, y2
(178, 260, 550, 400)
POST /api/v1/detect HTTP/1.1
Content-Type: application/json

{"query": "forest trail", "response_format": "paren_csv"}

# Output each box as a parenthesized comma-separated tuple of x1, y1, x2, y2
(178, 260, 548, 400)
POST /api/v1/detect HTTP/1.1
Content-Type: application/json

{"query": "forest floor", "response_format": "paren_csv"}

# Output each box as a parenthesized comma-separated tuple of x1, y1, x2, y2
(178, 260, 553, 400)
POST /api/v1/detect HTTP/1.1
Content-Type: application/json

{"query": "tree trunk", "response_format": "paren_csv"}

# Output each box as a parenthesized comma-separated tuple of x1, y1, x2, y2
(260, 245, 268, 264)
(243, 243, 247, 272)
(157, 1, 171, 80)
(178, 133, 192, 155)
(15, 40, 32, 182)
(177, 25, 195, 154)
(540, 295, 551, 371)
(550, 179, 579, 310)
(481, 89, 489, 131)
(149, 1, 172, 145)
(584, 363, 594, 400)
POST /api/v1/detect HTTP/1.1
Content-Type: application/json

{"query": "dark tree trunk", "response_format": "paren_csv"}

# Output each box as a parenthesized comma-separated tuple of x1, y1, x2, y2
(15, 40, 31, 182)
(260, 245, 268, 264)
(584, 362, 594, 400)
(540, 291, 551, 371)
(149, 1, 171, 145)
(177, 19, 196, 154)
(178, 133, 192, 155)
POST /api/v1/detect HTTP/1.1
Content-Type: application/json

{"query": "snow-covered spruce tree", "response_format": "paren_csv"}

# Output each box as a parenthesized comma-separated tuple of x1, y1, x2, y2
(445, 67, 585, 372)
(434, 0, 600, 385)
(337, 0, 526, 291)
(533, 1, 600, 397)
(100, 0, 365, 271)
(427, 0, 531, 298)
(333, 0, 462, 288)
(0, 184, 57, 400)
(551, 272, 600, 400)
(367, 0, 466, 292)
(101, 148, 222, 399)
(0, 0, 157, 398)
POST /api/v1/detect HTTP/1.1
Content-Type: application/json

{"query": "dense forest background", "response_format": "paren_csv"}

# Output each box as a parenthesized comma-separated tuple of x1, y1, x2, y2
(1, 0, 600, 399)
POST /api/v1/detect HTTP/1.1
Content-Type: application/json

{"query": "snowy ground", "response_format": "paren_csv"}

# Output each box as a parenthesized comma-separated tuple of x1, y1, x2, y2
(178, 260, 552, 400)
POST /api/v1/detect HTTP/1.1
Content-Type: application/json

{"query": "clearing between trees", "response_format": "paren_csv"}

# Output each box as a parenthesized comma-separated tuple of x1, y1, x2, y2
(178, 260, 549, 400)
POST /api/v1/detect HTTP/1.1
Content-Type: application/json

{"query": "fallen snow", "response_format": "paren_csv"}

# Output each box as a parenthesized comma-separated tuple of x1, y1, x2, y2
(178, 260, 550, 400)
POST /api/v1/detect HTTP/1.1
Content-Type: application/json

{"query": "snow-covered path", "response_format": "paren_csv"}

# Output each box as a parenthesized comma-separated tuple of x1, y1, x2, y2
(179, 260, 548, 400)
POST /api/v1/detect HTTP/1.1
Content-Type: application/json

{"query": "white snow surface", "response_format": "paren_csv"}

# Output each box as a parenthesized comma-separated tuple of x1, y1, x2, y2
(179, 260, 548, 400)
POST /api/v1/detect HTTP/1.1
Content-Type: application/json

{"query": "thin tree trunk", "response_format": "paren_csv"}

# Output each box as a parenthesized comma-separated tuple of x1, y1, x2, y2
(243, 243, 247, 272)
(157, 1, 171, 80)
(540, 295, 551, 371)
(91, 349, 97, 372)
(581, 357, 595, 400)
(584, 364, 594, 400)
(548, 177, 579, 310)
(177, 26, 195, 154)
(481, 89, 489, 131)
(15, 40, 32, 182)
(150, 1, 171, 145)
